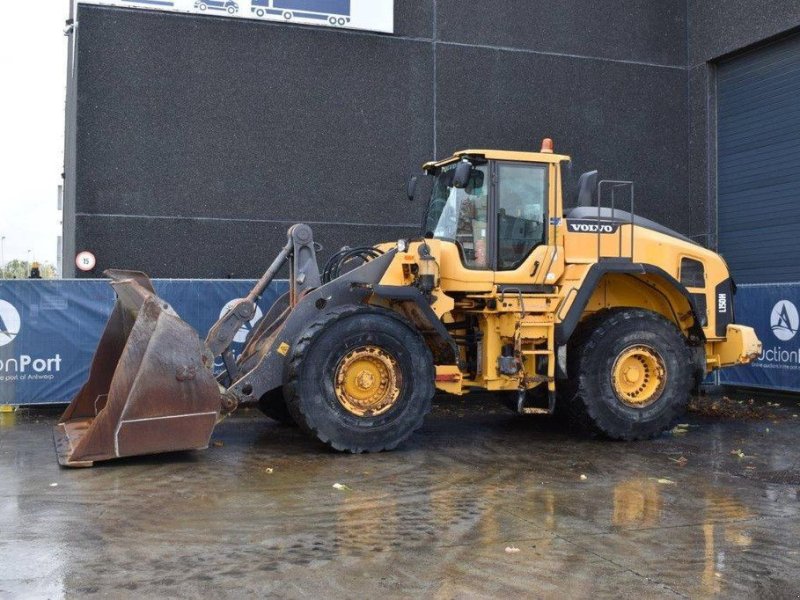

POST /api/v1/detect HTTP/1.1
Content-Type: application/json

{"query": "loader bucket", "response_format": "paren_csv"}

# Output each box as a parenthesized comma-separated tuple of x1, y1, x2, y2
(53, 271, 222, 467)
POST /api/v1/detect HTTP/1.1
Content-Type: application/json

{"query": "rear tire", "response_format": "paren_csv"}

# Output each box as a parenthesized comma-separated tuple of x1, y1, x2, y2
(285, 306, 434, 453)
(257, 387, 297, 427)
(561, 309, 694, 440)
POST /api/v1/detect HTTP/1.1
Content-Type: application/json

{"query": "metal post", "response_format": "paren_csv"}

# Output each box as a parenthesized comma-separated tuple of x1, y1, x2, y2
(0, 236, 5, 279)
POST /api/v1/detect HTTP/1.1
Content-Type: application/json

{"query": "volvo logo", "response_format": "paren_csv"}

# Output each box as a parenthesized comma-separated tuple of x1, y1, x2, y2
(219, 300, 264, 344)
(0, 300, 21, 347)
(567, 220, 619, 234)
(770, 300, 798, 341)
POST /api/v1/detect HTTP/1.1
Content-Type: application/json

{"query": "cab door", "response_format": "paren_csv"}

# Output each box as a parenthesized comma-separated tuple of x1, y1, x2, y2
(493, 161, 564, 287)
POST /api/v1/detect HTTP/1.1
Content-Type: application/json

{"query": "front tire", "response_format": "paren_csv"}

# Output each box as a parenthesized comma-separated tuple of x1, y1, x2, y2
(285, 307, 435, 453)
(561, 309, 694, 440)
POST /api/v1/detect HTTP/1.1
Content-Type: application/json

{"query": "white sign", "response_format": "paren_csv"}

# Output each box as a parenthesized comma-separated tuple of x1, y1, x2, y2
(75, 251, 97, 272)
(78, 0, 394, 34)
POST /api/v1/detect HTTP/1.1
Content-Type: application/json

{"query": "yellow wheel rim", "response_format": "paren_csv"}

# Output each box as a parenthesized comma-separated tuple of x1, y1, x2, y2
(611, 345, 667, 408)
(334, 346, 402, 417)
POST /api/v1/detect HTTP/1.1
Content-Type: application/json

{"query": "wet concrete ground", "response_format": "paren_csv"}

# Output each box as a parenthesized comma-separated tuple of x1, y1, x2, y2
(1, 394, 800, 599)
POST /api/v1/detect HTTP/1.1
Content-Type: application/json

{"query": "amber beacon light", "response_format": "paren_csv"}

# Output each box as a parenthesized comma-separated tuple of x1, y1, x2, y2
(540, 137, 554, 153)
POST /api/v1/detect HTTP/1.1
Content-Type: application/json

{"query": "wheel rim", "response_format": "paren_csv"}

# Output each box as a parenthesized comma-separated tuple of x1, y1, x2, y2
(334, 345, 401, 417)
(611, 345, 667, 408)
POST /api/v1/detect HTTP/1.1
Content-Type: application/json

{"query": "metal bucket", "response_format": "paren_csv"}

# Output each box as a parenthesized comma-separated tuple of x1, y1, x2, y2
(53, 271, 222, 467)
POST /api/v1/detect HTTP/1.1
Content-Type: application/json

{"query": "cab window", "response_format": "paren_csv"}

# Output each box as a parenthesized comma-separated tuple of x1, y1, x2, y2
(427, 164, 490, 268)
(496, 162, 547, 270)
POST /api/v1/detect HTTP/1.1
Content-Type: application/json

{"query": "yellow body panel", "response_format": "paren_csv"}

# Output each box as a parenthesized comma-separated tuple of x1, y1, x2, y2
(375, 146, 760, 396)
(707, 325, 762, 368)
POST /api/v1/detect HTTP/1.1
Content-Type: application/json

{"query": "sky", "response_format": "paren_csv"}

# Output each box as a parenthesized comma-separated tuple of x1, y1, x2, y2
(0, 3, 68, 272)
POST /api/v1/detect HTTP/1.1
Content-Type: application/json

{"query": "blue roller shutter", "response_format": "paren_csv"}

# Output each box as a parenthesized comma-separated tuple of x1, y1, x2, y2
(717, 33, 800, 284)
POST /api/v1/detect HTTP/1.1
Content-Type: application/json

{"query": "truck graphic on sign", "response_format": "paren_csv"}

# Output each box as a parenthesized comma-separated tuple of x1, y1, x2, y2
(195, 0, 239, 14)
(251, 0, 351, 26)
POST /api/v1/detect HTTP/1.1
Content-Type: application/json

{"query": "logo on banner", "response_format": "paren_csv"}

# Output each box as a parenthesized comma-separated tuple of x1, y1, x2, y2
(0, 300, 21, 347)
(220, 301, 264, 343)
(771, 300, 798, 341)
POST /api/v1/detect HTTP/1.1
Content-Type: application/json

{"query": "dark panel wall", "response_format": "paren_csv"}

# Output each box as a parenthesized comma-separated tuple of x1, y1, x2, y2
(72, 2, 691, 277)
(438, 0, 686, 65)
(688, 0, 800, 67)
(75, 5, 433, 277)
(436, 45, 689, 231)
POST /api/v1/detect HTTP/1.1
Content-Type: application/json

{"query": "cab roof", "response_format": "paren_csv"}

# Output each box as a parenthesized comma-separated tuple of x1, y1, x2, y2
(423, 148, 571, 172)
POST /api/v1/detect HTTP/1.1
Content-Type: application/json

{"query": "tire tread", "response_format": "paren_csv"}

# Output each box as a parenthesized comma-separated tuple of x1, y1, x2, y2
(284, 305, 434, 453)
(561, 308, 695, 440)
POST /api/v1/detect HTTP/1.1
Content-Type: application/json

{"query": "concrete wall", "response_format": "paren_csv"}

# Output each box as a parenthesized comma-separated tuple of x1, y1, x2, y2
(70, 1, 689, 278)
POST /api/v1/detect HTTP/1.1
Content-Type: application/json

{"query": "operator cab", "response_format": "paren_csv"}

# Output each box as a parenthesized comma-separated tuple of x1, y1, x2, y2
(421, 144, 566, 271)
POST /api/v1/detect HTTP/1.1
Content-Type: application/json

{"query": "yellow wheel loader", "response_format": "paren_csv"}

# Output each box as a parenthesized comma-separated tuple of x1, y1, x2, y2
(54, 139, 762, 467)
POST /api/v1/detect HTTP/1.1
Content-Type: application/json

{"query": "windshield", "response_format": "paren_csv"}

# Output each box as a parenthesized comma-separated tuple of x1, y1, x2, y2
(425, 163, 490, 268)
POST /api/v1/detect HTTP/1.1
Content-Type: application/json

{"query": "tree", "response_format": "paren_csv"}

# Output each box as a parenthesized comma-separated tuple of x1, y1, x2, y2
(0, 260, 58, 279)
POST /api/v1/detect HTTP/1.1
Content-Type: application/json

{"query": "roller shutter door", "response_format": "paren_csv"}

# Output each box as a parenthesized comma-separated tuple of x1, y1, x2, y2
(717, 33, 800, 284)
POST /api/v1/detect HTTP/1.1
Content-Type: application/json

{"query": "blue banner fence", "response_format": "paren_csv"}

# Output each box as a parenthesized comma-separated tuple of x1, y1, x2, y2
(0, 279, 287, 405)
(717, 282, 800, 393)
(0, 279, 797, 405)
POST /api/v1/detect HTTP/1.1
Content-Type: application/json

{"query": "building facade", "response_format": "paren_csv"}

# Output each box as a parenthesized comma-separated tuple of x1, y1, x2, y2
(62, 1, 800, 282)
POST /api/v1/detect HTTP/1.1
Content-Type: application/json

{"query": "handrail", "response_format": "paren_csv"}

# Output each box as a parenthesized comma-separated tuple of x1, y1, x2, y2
(596, 180, 635, 261)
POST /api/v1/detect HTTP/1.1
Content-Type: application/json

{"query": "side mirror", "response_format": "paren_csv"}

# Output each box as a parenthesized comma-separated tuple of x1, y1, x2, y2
(452, 160, 472, 189)
(406, 175, 418, 201)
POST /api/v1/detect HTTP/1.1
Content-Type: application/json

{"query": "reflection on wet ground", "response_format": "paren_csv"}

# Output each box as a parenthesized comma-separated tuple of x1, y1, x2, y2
(1, 395, 799, 598)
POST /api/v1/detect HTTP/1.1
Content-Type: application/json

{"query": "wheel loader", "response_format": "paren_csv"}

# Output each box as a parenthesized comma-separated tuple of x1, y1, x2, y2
(53, 139, 762, 467)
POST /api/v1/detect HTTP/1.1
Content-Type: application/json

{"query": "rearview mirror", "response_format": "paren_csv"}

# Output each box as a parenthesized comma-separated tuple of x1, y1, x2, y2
(452, 160, 472, 189)
(465, 170, 485, 194)
(406, 175, 418, 201)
